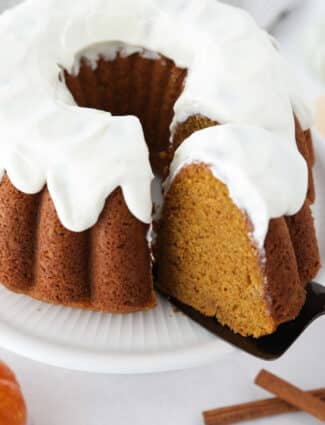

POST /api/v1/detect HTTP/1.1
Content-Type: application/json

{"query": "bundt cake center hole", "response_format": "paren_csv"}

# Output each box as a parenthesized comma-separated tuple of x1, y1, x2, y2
(64, 44, 188, 175)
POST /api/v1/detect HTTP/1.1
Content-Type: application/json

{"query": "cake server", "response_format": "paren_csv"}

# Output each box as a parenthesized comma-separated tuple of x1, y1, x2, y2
(163, 281, 325, 360)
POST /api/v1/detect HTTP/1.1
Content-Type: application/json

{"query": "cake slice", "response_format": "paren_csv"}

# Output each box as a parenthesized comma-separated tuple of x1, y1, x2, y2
(156, 120, 320, 338)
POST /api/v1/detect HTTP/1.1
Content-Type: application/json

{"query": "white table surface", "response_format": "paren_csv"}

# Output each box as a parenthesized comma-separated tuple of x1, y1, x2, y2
(0, 1, 325, 424)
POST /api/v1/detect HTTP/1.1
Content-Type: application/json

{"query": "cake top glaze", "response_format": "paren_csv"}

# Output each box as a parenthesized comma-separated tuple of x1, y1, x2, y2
(0, 0, 311, 243)
(167, 125, 307, 248)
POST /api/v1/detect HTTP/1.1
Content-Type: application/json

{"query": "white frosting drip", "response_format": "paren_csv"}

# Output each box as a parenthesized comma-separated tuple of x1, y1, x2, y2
(72, 42, 161, 75)
(0, 0, 312, 238)
(167, 125, 308, 248)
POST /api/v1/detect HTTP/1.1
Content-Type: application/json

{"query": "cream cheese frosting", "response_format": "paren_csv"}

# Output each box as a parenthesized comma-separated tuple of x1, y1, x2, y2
(167, 125, 307, 248)
(0, 0, 311, 244)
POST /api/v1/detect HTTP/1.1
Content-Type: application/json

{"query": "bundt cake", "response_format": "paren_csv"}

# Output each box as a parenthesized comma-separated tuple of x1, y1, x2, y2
(0, 0, 320, 335)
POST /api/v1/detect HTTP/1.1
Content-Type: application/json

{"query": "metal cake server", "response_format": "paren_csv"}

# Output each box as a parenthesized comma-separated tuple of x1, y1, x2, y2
(164, 281, 325, 360)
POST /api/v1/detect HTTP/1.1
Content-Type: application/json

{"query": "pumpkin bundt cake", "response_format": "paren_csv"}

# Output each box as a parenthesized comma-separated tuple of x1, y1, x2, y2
(0, 0, 320, 335)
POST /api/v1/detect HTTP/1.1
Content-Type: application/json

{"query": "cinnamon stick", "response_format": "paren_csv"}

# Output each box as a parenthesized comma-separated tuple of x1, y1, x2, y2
(203, 388, 325, 425)
(255, 369, 325, 422)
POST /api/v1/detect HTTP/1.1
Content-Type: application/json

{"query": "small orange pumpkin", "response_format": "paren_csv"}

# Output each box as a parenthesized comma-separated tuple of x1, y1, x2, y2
(0, 362, 27, 425)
